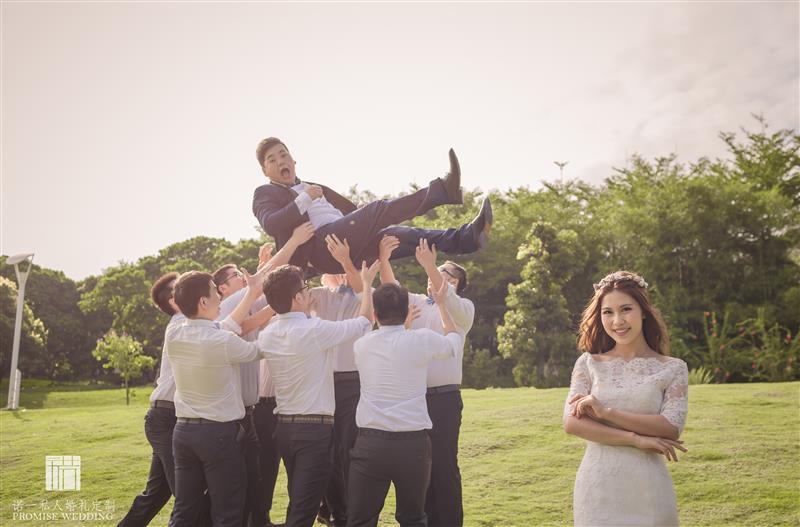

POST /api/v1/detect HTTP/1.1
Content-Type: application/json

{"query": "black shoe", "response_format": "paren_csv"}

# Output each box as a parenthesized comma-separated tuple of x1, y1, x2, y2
(441, 148, 463, 204)
(470, 197, 493, 250)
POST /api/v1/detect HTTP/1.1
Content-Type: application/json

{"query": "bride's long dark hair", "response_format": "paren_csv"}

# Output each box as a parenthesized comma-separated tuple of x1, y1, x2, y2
(577, 271, 670, 355)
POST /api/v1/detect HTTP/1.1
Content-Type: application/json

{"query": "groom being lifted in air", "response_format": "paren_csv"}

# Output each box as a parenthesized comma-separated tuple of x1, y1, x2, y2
(252, 137, 493, 276)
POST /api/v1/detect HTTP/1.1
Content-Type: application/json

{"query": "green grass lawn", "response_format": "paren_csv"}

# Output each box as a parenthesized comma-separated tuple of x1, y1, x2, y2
(1, 380, 798, 526)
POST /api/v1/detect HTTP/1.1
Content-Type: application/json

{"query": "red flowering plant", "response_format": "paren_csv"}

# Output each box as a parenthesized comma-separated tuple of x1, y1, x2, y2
(737, 308, 800, 382)
(701, 311, 748, 383)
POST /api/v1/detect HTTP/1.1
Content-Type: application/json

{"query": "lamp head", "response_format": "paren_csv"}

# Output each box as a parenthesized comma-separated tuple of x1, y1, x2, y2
(6, 253, 34, 265)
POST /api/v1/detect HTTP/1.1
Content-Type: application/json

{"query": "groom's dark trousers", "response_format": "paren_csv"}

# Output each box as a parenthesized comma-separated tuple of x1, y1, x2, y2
(253, 179, 476, 275)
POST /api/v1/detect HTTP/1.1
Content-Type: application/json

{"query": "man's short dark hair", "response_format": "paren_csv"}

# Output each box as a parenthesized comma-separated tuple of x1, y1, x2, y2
(441, 260, 468, 295)
(151, 272, 179, 316)
(212, 264, 237, 293)
(173, 271, 215, 318)
(263, 264, 304, 314)
(373, 283, 409, 326)
(256, 137, 289, 170)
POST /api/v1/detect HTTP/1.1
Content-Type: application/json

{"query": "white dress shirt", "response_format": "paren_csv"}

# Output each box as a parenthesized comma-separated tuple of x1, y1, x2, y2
(292, 181, 344, 229)
(166, 318, 260, 421)
(149, 313, 186, 403)
(257, 311, 372, 416)
(217, 287, 267, 406)
(354, 325, 463, 432)
(310, 286, 363, 372)
(408, 282, 475, 387)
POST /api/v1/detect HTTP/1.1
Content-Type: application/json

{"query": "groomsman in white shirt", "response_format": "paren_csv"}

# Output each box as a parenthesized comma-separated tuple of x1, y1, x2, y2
(348, 280, 463, 527)
(257, 261, 379, 527)
(212, 223, 314, 527)
(379, 239, 474, 527)
(308, 234, 383, 527)
(118, 272, 195, 527)
(166, 269, 268, 527)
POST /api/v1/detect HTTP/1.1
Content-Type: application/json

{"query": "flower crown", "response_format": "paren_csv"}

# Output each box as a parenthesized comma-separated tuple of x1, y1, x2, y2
(592, 272, 648, 292)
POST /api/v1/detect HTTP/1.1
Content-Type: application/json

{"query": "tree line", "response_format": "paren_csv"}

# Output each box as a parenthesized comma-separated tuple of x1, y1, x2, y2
(2, 117, 798, 388)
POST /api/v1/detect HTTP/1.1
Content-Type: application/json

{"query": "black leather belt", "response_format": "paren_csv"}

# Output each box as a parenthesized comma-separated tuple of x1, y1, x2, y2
(150, 400, 175, 409)
(334, 371, 359, 381)
(245, 404, 257, 416)
(359, 428, 428, 439)
(277, 414, 334, 425)
(176, 417, 222, 424)
(426, 384, 460, 395)
(258, 396, 277, 405)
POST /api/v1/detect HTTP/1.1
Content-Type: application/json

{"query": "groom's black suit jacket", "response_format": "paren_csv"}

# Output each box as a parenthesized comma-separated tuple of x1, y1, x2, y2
(252, 180, 357, 271)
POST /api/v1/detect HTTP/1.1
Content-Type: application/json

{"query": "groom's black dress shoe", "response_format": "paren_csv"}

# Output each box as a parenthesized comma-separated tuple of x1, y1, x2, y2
(441, 148, 463, 204)
(470, 197, 493, 250)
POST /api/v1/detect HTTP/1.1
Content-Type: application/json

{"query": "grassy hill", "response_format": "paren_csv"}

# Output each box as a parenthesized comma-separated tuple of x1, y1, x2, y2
(1, 380, 798, 526)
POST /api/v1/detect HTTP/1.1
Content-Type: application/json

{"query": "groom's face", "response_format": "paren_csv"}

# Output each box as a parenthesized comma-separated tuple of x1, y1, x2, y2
(262, 143, 297, 185)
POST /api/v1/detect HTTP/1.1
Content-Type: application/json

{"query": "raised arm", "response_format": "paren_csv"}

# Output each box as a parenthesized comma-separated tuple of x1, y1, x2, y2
(261, 222, 315, 272)
(240, 305, 276, 335)
(357, 260, 380, 321)
(325, 234, 363, 293)
(378, 235, 399, 285)
(415, 238, 444, 292)
(225, 268, 269, 328)
(430, 278, 457, 335)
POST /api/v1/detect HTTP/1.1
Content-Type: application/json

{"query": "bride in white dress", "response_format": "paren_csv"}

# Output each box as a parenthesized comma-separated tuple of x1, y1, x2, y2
(563, 271, 689, 526)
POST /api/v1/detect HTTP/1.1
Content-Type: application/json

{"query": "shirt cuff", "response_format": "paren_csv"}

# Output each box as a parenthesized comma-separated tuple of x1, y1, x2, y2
(294, 192, 313, 214)
(219, 316, 242, 335)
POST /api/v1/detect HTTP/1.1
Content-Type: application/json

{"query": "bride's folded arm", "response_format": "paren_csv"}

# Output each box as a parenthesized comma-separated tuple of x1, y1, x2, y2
(563, 412, 638, 446)
(597, 407, 680, 440)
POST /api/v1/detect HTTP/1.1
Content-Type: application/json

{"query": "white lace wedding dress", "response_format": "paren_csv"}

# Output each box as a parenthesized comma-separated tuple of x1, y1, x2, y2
(564, 353, 689, 526)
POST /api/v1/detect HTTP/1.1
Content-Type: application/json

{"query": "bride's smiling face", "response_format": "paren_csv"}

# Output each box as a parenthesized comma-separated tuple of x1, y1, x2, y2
(600, 290, 645, 345)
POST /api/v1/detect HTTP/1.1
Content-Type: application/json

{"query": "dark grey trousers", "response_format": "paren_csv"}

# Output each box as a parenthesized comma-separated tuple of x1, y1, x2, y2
(347, 429, 432, 527)
(169, 421, 245, 527)
(425, 391, 463, 527)
(117, 407, 176, 527)
(323, 376, 361, 526)
(253, 398, 280, 525)
(277, 422, 334, 527)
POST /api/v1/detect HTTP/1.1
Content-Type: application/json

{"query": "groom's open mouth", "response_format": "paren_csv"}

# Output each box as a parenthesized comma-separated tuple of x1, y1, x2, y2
(280, 167, 291, 179)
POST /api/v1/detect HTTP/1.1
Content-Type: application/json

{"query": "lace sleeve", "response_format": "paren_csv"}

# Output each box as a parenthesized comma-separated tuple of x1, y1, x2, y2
(660, 360, 689, 434)
(564, 353, 592, 418)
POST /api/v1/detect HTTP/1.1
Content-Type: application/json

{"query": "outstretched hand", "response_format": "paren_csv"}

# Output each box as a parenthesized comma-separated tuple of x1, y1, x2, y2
(243, 266, 269, 294)
(258, 243, 274, 266)
(379, 235, 400, 262)
(404, 303, 422, 329)
(325, 234, 351, 264)
(415, 238, 437, 269)
(360, 260, 381, 287)
(290, 222, 316, 245)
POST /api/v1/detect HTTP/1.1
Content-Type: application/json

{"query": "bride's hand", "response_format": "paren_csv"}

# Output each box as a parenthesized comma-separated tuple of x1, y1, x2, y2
(574, 394, 608, 420)
(633, 434, 687, 461)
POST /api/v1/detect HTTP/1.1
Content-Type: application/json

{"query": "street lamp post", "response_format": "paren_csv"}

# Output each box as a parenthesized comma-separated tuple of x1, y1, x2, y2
(5, 252, 34, 410)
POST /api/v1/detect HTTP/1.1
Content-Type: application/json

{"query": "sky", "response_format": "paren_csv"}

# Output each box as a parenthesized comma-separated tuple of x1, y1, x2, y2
(2, 1, 798, 280)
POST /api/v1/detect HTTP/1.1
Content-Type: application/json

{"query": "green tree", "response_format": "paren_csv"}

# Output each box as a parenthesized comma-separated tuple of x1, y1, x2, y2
(92, 330, 155, 405)
(498, 224, 586, 387)
(0, 276, 48, 377)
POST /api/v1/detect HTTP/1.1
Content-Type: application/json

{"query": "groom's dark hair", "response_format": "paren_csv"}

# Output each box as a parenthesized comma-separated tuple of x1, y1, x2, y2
(256, 137, 289, 170)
